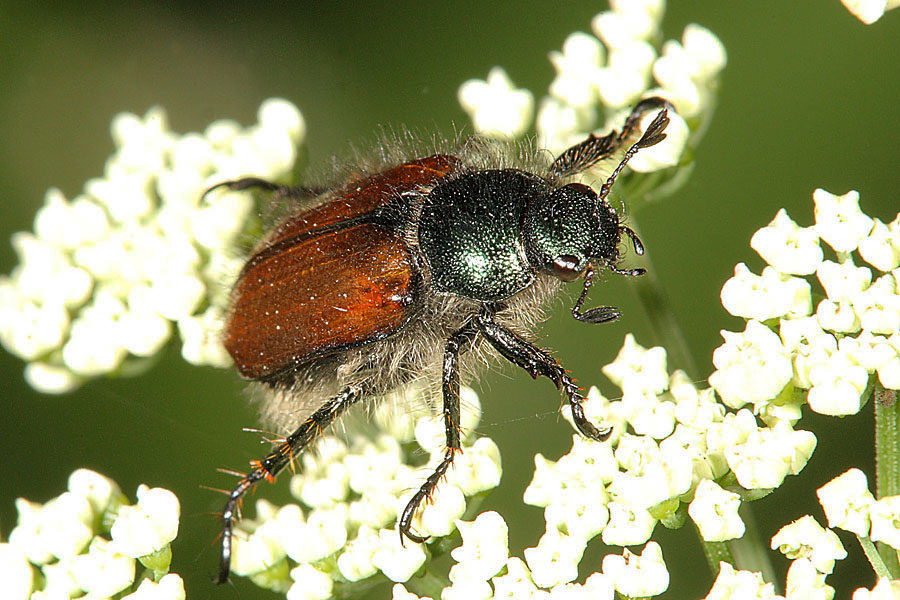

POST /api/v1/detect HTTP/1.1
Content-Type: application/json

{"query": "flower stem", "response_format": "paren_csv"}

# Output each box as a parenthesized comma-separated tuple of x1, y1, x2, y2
(729, 504, 779, 587)
(873, 382, 900, 576)
(858, 536, 893, 580)
(692, 520, 734, 575)
(627, 223, 698, 380)
(406, 566, 450, 599)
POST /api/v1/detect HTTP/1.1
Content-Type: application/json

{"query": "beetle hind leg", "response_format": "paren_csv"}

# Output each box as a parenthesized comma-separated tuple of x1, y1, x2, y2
(217, 384, 364, 584)
(202, 177, 328, 202)
(398, 322, 478, 544)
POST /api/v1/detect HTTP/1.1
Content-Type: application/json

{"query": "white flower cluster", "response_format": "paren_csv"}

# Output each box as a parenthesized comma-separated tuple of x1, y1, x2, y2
(504, 335, 814, 594)
(817, 468, 900, 550)
(841, 0, 900, 24)
(713, 189, 900, 419)
(458, 0, 726, 174)
(226, 387, 503, 598)
(703, 466, 900, 599)
(392, 513, 665, 600)
(0, 99, 305, 393)
(1, 469, 183, 600)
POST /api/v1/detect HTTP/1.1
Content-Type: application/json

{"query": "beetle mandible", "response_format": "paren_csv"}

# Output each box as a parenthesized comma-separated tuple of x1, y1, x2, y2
(210, 97, 671, 584)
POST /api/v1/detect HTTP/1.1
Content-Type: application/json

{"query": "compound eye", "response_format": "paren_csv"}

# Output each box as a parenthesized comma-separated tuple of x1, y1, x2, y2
(551, 255, 584, 282)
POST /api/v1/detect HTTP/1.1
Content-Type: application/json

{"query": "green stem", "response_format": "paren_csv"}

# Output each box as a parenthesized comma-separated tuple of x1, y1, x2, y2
(858, 536, 893, 580)
(627, 222, 699, 380)
(692, 520, 735, 576)
(873, 382, 900, 576)
(728, 504, 779, 588)
(405, 566, 450, 599)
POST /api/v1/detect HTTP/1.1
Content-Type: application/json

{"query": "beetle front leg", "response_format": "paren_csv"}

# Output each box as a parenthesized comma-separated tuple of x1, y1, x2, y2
(218, 384, 364, 584)
(398, 322, 478, 544)
(475, 312, 611, 442)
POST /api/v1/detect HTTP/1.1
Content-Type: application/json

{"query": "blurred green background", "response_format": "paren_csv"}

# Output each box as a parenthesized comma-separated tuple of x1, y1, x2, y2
(2, 2, 899, 598)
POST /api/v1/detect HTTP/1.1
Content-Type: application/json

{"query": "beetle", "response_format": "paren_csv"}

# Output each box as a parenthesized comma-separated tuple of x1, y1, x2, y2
(210, 97, 671, 584)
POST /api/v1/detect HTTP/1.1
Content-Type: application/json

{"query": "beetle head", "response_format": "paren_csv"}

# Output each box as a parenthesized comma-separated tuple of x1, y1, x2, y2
(523, 181, 644, 282)
(523, 181, 645, 324)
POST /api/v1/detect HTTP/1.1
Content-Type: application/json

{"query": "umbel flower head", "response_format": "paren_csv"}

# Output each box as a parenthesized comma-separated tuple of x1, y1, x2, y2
(713, 189, 900, 420)
(0, 99, 304, 393)
(458, 0, 725, 183)
(1, 469, 184, 600)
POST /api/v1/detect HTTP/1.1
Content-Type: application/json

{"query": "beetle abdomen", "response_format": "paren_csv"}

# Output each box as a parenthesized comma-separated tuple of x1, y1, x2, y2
(225, 220, 418, 380)
(224, 155, 462, 381)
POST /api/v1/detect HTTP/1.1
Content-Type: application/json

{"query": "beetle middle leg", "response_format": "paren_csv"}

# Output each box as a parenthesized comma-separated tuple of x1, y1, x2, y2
(218, 383, 365, 584)
(398, 322, 479, 543)
(474, 311, 611, 443)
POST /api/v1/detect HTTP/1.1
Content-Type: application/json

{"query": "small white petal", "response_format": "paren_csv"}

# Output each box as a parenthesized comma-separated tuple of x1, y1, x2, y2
(459, 67, 534, 139)
(601, 542, 669, 598)
(282, 506, 348, 563)
(536, 97, 597, 155)
(855, 273, 900, 335)
(287, 564, 333, 600)
(68, 468, 121, 518)
(392, 583, 434, 600)
(110, 485, 180, 559)
(852, 578, 900, 600)
(337, 526, 381, 582)
(601, 501, 657, 546)
(441, 576, 494, 600)
(23, 361, 82, 394)
(771, 515, 846, 574)
(592, 5, 659, 49)
(258, 98, 306, 145)
(868, 496, 900, 550)
(72, 538, 136, 598)
(417, 483, 466, 537)
(450, 512, 509, 581)
(841, 0, 891, 24)
(725, 423, 816, 490)
(119, 311, 172, 357)
(859, 218, 900, 272)
(682, 24, 727, 80)
(807, 345, 869, 416)
(548, 33, 605, 108)
(35, 189, 110, 249)
(689, 479, 745, 542)
(524, 530, 586, 588)
(816, 468, 875, 537)
(751, 209, 824, 276)
(703, 562, 780, 599)
(491, 557, 541, 599)
(177, 306, 232, 367)
(813, 189, 874, 253)
(785, 558, 835, 599)
(543, 484, 609, 541)
(449, 437, 502, 495)
(709, 320, 793, 411)
(372, 528, 427, 582)
(120, 574, 186, 600)
(0, 544, 34, 600)
(602, 334, 669, 395)
(595, 42, 656, 109)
